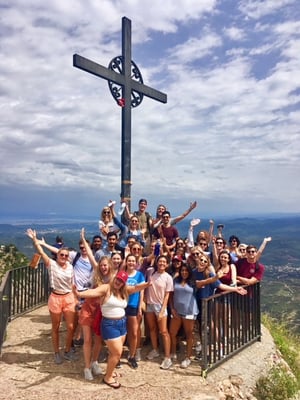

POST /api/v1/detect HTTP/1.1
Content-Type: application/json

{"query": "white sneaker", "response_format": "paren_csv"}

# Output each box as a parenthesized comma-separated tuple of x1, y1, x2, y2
(160, 357, 172, 370)
(146, 349, 160, 360)
(135, 348, 142, 361)
(170, 353, 177, 361)
(195, 342, 202, 353)
(181, 358, 191, 369)
(84, 368, 94, 381)
(91, 361, 103, 376)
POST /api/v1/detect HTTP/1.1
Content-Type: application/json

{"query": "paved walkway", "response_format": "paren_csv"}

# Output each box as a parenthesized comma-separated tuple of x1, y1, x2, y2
(0, 306, 277, 400)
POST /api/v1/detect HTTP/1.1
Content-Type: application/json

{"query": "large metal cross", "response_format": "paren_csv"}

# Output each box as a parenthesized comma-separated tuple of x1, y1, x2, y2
(73, 16, 167, 209)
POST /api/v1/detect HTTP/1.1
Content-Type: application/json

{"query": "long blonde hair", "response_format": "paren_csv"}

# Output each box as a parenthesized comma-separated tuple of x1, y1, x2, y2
(94, 256, 114, 286)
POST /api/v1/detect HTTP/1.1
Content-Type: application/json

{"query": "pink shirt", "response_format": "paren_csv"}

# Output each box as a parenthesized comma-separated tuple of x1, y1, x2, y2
(145, 269, 173, 305)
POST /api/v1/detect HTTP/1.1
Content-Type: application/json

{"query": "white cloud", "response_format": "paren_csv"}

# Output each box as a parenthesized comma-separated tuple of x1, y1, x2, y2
(239, 0, 296, 20)
(0, 0, 299, 219)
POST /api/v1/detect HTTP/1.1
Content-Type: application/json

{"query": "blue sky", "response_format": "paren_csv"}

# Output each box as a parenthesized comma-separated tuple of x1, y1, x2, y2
(0, 0, 300, 221)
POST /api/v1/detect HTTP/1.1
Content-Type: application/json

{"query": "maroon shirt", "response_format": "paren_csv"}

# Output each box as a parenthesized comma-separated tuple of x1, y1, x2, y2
(236, 258, 265, 282)
(153, 225, 179, 246)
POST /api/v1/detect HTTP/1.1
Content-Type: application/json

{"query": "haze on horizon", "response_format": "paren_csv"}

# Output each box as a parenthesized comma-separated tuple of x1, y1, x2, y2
(0, 1, 299, 220)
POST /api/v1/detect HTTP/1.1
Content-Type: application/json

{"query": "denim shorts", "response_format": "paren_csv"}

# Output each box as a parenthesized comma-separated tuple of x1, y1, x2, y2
(101, 317, 127, 341)
(146, 303, 168, 317)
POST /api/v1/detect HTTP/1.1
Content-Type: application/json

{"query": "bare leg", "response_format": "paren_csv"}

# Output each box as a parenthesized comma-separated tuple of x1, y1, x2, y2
(92, 334, 102, 362)
(82, 325, 92, 368)
(169, 315, 182, 355)
(104, 336, 125, 384)
(127, 315, 138, 357)
(182, 319, 195, 358)
(63, 310, 75, 352)
(146, 312, 159, 350)
(157, 316, 170, 358)
(49, 311, 62, 353)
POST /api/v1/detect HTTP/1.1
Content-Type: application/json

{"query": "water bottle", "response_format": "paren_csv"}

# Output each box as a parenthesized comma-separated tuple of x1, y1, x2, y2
(154, 239, 161, 256)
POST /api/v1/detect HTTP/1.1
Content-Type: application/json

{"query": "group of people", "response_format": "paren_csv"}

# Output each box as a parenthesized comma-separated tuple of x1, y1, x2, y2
(26, 198, 271, 389)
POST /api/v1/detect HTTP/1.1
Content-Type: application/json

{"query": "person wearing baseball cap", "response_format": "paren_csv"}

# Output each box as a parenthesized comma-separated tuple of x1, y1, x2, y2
(74, 266, 150, 389)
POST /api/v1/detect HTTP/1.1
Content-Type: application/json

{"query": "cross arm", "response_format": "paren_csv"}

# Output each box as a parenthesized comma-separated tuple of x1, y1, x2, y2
(73, 54, 125, 86)
(131, 80, 167, 103)
(73, 53, 167, 104)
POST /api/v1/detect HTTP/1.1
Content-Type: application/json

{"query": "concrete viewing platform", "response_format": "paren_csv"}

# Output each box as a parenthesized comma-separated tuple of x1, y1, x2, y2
(0, 305, 277, 400)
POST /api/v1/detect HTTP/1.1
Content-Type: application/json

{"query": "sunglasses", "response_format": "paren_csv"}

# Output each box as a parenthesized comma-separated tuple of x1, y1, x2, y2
(79, 246, 85, 250)
(60, 253, 69, 258)
(103, 211, 111, 214)
(216, 241, 224, 245)
(199, 242, 207, 246)
(200, 258, 208, 263)
(240, 248, 246, 252)
(247, 250, 256, 254)
(192, 252, 200, 256)
(132, 247, 141, 251)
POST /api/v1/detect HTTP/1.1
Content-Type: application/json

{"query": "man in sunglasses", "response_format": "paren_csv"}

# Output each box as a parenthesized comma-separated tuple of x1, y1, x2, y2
(236, 245, 265, 285)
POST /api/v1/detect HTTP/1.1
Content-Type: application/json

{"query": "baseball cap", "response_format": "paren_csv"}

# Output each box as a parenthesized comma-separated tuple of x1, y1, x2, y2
(116, 270, 128, 284)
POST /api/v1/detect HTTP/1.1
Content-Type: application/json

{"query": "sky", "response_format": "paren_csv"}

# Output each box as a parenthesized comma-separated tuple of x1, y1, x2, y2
(0, 0, 300, 221)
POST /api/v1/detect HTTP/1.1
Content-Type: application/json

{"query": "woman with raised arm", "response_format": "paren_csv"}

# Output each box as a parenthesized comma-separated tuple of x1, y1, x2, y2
(74, 270, 150, 389)
(26, 229, 76, 365)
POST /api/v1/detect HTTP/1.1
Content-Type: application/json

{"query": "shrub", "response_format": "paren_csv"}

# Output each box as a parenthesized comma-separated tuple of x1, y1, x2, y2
(254, 314, 300, 400)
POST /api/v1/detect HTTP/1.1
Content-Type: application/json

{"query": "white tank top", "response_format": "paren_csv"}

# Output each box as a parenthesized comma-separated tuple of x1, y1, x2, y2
(101, 294, 127, 318)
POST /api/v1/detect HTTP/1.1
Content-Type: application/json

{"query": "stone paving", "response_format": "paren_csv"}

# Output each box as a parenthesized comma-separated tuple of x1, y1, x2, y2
(0, 306, 277, 400)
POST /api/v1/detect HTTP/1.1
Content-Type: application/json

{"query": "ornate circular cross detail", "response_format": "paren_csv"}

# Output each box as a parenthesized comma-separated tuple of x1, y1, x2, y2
(108, 56, 144, 107)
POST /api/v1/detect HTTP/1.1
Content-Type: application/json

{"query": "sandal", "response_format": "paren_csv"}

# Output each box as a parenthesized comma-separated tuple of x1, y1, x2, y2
(103, 379, 121, 389)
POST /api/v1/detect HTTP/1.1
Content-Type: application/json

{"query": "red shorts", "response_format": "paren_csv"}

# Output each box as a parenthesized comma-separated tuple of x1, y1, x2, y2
(48, 292, 76, 314)
(79, 297, 101, 327)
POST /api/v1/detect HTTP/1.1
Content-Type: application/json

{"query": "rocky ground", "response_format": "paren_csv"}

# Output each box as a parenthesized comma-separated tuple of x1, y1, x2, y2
(0, 305, 279, 400)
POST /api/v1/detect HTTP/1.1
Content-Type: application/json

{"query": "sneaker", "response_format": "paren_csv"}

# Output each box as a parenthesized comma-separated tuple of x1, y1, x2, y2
(74, 338, 84, 346)
(195, 342, 202, 353)
(54, 352, 63, 364)
(84, 368, 94, 381)
(147, 349, 160, 360)
(160, 357, 172, 370)
(181, 358, 191, 369)
(63, 351, 78, 361)
(135, 348, 142, 361)
(116, 360, 122, 368)
(128, 357, 138, 369)
(170, 353, 177, 361)
(91, 361, 103, 376)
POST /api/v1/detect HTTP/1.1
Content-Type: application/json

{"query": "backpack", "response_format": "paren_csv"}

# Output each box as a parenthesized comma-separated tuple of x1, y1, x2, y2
(72, 252, 81, 267)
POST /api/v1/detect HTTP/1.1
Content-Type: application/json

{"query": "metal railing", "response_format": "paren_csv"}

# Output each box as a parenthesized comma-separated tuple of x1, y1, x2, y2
(0, 263, 49, 354)
(200, 283, 261, 375)
(0, 263, 261, 374)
